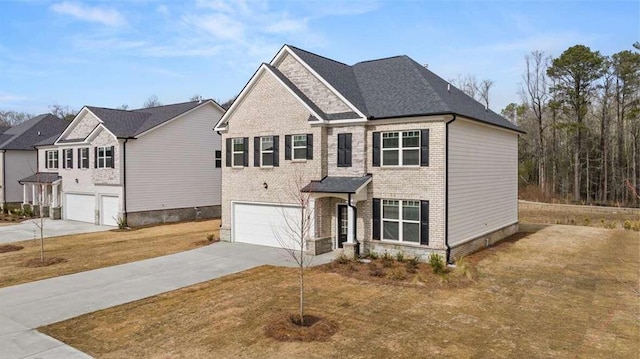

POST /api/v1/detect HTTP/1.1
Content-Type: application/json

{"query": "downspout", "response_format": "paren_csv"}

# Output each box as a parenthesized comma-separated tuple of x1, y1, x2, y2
(1, 150, 5, 210)
(122, 139, 128, 224)
(445, 114, 457, 264)
(347, 193, 359, 256)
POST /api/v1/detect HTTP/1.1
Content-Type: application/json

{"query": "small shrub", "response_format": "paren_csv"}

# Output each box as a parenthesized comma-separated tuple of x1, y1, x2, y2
(116, 216, 127, 230)
(429, 253, 446, 274)
(395, 251, 405, 262)
(23, 207, 33, 217)
(453, 256, 473, 280)
(368, 263, 385, 277)
(405, 256, 419, 273)
(334, 252, 351, 265)
(632, 221, 640, 232)
(206, 233, 216, 242)
(605, 221, 617, 229)
(381, 252, 394, 268)
(367, 251, 379, 260)
(623, 220, 632, 230)
(568, 217, 576, 225)
(388, 267, 407, 281)
(583, 217, 591, 226)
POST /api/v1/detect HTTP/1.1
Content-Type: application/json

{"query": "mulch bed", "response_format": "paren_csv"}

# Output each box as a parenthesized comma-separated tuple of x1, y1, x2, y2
(21, 257, 67, 268)
(0, 244, 24, 253)
(193, 238, 220, 247)
(264, 313, 338, 342)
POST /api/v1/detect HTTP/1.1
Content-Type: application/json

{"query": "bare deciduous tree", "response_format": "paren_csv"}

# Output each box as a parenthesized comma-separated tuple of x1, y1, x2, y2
(143, 95, 162, 108)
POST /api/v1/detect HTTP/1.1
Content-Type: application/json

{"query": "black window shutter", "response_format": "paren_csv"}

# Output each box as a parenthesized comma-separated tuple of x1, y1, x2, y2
(242, 137, 249, 167)
(420, 200, 429, 245)
(345, 133, 352, 166)
(77, 149, 81, 168)
(337, 134, 345, 166)
(45, 151, 49, 169)
(70, 149, 74, 168)
(62, 150, 66, 169)
(420, 129, 430, 167)
(372, 132, 380, 167)
(372, 198, 380, 240)
(254, 137, 260, 167)
(306, 133, 313, 160)
(94, 147, 98, 168)
(273, 135, 279, 167)
(225, 138, 232, 167)
(110, 146, 115, 168)
(285, 135, 291, 160)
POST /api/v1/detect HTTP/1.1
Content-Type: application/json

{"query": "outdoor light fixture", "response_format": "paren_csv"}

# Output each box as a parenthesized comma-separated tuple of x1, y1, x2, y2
(75, 178, 78, 183)
(263, 182, 268, 189)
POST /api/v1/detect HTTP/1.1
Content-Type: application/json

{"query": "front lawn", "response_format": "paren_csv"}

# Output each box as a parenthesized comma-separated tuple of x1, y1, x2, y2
(0, 219, 219, 288)
(41, 225, 639, 358)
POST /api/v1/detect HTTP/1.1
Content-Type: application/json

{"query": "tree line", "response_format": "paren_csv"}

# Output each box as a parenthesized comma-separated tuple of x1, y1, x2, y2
(500, 43, 639, 207)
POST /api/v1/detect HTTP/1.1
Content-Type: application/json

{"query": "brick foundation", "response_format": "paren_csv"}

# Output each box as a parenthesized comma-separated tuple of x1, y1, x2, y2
(449, 222, 519, 261)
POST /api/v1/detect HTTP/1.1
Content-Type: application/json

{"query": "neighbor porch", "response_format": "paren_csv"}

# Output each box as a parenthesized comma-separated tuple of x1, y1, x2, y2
(18, 172, 62, 219)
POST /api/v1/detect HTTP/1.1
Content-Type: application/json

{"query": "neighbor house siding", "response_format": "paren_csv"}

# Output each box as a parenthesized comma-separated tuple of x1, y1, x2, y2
(447, 118, 518, 246)
(126, 103, 223, 213)
(3, 151, 37, 203)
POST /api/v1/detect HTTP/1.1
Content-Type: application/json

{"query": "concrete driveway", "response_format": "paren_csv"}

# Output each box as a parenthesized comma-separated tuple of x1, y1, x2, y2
(0, 241, 335, 358)
(0, 220, 113, 244)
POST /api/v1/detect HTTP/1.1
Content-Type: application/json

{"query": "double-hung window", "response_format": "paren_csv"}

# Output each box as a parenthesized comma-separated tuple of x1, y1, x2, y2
(45, 150, 59, 169)
(78, 148, 89, 168)
(292, 135, 307, 160)
(63, 149, 73, 169)
(382, 131, 420, 166)
(232, 138, 244, 167)
(382, 199, 420, 243)
(285, 134, 312, 161)
(96, 146, 114, 168)
(261, 137, 274, 166)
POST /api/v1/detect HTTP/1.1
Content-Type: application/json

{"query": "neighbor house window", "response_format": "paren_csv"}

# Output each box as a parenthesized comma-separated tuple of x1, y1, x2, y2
(96, 146, 114, 168)
(45, 150, 59, 169)
(261, 137, 274, 166)
(382, 199, 420, 243)
(337, 133, 352, 167)
(78, 148, 89, 169)
(63, 149, 73, 169)
(293, 135, 307, 160)
(232, 138, 244, 167)
(382, 131, 419, 166)
(215, 150, 222, 168)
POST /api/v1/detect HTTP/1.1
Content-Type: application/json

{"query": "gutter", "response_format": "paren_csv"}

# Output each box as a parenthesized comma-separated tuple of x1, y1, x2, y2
(1, 150, 5, 208)
(444, 114, 456, 263)
(122, 138, 128, 224)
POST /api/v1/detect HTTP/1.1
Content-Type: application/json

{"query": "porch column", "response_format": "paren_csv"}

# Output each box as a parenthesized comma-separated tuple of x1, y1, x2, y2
(22, 184, 28, 205)
(308, 197, 316, 238)
(52, 183, 59, 207)
(41, 184, 47, 205)
(32, 184, 38, 205)
(347, 202, 355, 244)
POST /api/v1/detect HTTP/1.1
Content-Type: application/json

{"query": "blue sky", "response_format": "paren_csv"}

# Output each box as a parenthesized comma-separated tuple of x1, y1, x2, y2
(0, 0, 637, 115)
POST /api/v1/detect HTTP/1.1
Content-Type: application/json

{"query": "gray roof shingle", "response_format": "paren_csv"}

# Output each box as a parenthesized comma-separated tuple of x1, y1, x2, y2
(286, 45, 522, 132)
(0, 114, 68, 150)
(18, 172, 61, 184)
(301, 175, 372, 193)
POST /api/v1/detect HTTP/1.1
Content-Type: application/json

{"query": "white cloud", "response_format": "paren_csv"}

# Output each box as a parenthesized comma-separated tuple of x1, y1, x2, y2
(183, 13, 245, 41)
(157, 5, 170, 16)
(0, 93, 26, 103)
(50, 2, 127, 27)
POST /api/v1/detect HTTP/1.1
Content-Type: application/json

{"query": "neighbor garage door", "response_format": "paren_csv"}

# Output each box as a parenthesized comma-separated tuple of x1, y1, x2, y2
(65, 194, 95, 223)
(232, 202, 302, 249)
(100, 196, 120, 226)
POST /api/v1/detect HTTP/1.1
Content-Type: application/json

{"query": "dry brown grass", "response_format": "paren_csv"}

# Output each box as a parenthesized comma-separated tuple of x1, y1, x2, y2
(41, 225, 639, 358)
(519, 203, 639, 230)
(0, 219, 219, 288)
(0, 244, 23, 253)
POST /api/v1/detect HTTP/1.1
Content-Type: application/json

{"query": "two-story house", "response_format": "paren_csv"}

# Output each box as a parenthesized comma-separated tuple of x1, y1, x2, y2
(0, 114, 67, 211)
(214, 45, 523, 262)
(20, 100, 225, 226)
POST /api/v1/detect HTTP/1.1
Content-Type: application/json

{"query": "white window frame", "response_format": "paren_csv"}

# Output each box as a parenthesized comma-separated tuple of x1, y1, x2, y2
(381, 130, 420, 167)
(292, 134, 307, 161)
(79, 148, 89, 169)
(381, 199, 420, 243)
(63, 149, 73, 169)
(260, 136, 274, 167)
(97, 146, 113, 169)
(46, 150, 58, 169)
(232, 138, 244, 167)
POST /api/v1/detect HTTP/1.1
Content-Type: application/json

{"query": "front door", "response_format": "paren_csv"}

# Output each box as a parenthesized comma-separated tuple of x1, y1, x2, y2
(337, 204, 348, 248)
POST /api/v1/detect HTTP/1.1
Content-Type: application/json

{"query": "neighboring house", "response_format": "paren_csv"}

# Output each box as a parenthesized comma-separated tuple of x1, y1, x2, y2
(214, 45, 523, 262)
(21, 100, 224, 226)
(0, 114, 67, 210)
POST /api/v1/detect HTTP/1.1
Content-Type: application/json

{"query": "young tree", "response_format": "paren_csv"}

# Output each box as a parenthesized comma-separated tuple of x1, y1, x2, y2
(272, 175, 316, 326)
(547, 45, 606, 201)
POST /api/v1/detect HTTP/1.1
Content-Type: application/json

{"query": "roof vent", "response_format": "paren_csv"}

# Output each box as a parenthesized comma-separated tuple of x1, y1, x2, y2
(447, 83, 451, 93)
(423, 63, 428, 69)
(37, 131, 41, 136)
(485, 105, 488, 111)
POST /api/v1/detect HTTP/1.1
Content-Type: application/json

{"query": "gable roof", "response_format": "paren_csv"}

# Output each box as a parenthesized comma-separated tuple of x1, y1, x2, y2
(284, 45, 521, 132)
(0, 114, 67, 150)
(76, 100, 222, 139)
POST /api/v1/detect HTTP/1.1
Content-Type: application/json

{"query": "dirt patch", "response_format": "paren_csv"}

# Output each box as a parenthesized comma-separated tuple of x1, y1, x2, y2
(264, 313, 338, 342)
(519, 201, 640, 230)
(0, 244, 24, 253)
(22, 257, 67, 267)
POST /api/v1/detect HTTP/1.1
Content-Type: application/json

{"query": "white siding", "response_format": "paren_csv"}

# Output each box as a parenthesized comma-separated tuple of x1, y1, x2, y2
(3, 151, 37, 203)
(447, 119, 518, 246)
(126, 103, 223, 212)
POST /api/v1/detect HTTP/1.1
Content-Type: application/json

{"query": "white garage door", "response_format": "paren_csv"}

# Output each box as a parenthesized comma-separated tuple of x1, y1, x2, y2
(65, 194, 95, 223)
(101, 196, 120, 226)
(233, 202, 302, 249)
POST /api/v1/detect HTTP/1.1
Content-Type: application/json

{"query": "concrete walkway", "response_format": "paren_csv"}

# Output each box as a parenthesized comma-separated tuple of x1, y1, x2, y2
(0, 220, 113, 244)
(0, 242, 335, 358)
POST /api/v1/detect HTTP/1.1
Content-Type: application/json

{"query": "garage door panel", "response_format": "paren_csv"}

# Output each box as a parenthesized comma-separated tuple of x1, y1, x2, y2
(233, 203, 302, 249)
(65, 194, 95, 223)
(101, 196, 119, 226)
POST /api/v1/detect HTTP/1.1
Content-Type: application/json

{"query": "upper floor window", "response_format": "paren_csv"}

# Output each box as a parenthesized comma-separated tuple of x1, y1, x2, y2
(284, 134, 313, 161)
(96, 146, 114, 168)
(233, 138, 244, 167)
(373, 129, 429, 167)
(45, 150, 58, 169)
(337, 133, 352, 167)
(78, 148, 90, 169)
(215, 150, 222, 168)
(225, 137, 248, 167)
(63, 149, 73, 169)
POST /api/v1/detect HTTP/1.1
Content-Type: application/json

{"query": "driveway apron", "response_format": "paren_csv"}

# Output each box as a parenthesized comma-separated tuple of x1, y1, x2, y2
(0, 242, 335, 358)
(0, 220, 113, 244)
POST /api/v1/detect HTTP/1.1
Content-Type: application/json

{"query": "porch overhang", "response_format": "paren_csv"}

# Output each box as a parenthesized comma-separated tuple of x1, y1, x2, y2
(18, 172, 62, 185)
(301, 174, 372, 202)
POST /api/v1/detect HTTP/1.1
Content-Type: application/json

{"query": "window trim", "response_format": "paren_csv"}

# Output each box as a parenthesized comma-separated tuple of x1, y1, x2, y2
(46, 150, 59, 169)
(232, 138, 244, 167)
(381, 199, 420, 243)
(79, 147, 89, 169)
(63, 148, 73, 169)
(96, 146, 113, 169)
(260, 136, 274, 167)
(381, 130, 420, 167)
(292, 134, 307, 161)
